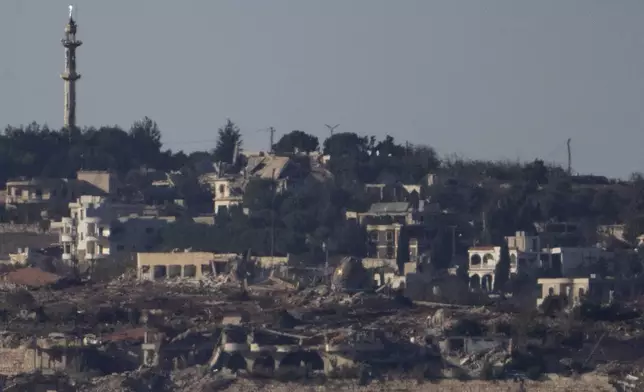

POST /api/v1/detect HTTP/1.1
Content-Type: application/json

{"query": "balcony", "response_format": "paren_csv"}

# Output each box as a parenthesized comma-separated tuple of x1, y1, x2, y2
(61, 234, 73, 243)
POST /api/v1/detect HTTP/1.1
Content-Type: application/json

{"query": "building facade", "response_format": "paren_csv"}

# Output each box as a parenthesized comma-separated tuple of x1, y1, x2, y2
(545, 247, 610, 277)
(59, 196, 171, 263)
(536, 276, 643, 308)
(468, 231, 542, 291)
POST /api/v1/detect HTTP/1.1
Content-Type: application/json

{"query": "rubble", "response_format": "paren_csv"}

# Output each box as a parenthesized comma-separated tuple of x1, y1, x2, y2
(3, 267, 64, 288)
(0, 259, 638, 392)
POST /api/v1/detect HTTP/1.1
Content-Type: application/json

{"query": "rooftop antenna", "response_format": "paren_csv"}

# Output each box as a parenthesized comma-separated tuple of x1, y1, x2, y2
(325, 124, 340, 137)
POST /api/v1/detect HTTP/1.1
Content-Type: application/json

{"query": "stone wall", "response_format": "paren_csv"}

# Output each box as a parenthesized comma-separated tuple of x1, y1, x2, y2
(0, 347, 29, 375)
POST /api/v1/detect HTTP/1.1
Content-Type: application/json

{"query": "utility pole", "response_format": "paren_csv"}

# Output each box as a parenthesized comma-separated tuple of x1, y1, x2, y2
(324, 124, 340, 137)
(566, 138, 572, 176)
(449, 225, 457, 262)
(270, 169, 276, 258)
(322, 242, 329, 286)
(257, 127, 276, 153)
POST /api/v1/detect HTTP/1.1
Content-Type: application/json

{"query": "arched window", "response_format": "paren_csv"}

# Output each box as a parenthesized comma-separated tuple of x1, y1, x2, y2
(470, 254, 481, 265)
(483, 254, 494, 265)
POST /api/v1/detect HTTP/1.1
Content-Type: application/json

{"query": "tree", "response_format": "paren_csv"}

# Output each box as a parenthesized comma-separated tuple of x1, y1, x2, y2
(213, 119, 242, 164)
(129, 117, 163, 167)
(273, 130, 319, 154)
(522, 159, 548, 186)
(494, 242, 511, 291)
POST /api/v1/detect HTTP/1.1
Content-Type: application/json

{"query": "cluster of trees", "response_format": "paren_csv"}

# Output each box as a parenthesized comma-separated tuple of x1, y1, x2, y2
(0, 118, 187, 183)
(3, 118, 644, 269)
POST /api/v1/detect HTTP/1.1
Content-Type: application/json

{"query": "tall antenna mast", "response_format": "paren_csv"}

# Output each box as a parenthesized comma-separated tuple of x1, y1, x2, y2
(325, 124, 340, 137)
(567, 138, 572, 175)
(257, 127, 277, 153)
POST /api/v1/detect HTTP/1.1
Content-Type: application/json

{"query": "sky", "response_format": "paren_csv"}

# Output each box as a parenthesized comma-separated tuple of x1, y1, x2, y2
(1, 1, 643, 178)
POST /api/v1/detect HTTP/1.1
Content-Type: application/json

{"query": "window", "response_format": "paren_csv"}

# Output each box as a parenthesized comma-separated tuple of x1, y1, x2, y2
(369, 231, 378, 242)
(386, 231, 394, 242)
(548, 287, 554, 296)
(153, 265, 167, 279)
(537, 284, 543, 298)
(219, 184, 225, 196)
(168, 265, 182, 278)
(214, 262, 226, 274)
(183, 265, 197, 278)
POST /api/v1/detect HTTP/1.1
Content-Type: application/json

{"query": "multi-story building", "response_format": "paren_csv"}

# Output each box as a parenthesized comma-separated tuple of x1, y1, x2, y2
(355, 202, 431, 264)
(5, 171, 119, 222)
(468, 231, 542, 291)
(202, 153, 298, 214)
(366, 223, 403, 260)
(58, 195, 172, 263)
(209, 176, 245, 214)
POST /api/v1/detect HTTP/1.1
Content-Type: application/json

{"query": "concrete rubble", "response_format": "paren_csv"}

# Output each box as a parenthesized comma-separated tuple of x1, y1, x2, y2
(0, 261, 641, 391)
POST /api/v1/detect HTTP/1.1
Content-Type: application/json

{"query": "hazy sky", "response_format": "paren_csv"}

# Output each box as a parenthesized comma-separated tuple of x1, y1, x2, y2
(1, 1, 643, 178)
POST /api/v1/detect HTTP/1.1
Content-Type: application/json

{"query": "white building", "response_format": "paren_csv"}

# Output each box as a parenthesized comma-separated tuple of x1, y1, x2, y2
(468, 231, 542, 291)
(59, 196, 173, 263)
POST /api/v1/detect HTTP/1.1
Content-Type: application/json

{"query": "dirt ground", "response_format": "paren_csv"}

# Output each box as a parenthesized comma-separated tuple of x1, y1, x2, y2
(218, 375, 617, 392)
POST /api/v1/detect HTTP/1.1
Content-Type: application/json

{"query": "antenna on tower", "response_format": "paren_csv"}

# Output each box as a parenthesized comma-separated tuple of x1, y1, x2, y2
(325, 124, 340, 137)
(68, 4, 73, 19)
(567, 138, 572, 176)
(257, 127, 276, 153)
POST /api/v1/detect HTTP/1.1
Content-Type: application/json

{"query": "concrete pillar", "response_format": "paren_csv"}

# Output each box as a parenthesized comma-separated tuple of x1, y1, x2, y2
(244, 357, 255, 372)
